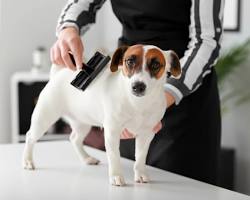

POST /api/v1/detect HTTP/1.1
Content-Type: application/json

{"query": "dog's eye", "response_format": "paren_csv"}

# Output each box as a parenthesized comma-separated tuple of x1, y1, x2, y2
(125, 58, 136, 69)
(167, 71, 171, 78)
(149, 60, 161, 73)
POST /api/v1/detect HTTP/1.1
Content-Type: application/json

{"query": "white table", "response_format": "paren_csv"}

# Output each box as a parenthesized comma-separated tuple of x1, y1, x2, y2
(0, 141, 249, 200)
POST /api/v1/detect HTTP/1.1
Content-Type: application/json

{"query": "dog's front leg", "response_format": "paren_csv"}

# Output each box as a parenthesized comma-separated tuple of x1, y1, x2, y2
(104, 124, 125, 186)
(134, 132, 154, 183)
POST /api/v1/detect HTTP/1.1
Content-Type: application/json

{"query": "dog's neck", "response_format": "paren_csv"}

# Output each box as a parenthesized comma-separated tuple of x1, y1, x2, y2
(129, 86, 164, 110)
(118, 75, 166, 112)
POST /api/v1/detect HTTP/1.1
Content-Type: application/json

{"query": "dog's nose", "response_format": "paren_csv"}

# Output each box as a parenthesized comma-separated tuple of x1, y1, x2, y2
(132, 81, 146, 96)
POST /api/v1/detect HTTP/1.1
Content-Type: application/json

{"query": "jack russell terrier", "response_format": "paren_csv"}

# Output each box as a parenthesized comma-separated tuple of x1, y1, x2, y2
(22, 44, 181, 186)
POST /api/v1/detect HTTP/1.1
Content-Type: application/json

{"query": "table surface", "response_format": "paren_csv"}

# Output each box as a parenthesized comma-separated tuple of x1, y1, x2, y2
(0, 141, 249, 200)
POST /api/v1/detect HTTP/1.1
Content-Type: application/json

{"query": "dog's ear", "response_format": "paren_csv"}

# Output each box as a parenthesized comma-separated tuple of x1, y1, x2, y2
(164, 50, 181, 78)
(110, 46, 129, 72)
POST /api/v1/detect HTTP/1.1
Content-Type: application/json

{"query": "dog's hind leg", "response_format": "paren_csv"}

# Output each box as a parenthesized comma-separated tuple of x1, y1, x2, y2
(22, 88, 62, 170)
(69, 123, 100, 165)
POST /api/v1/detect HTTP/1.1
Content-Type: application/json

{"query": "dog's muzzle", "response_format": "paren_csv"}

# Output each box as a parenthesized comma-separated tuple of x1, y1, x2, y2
(132, 81, 146, 97)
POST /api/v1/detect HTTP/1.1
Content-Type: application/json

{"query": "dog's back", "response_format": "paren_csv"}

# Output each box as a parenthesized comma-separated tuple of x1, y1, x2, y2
(45, 63, 124, 127)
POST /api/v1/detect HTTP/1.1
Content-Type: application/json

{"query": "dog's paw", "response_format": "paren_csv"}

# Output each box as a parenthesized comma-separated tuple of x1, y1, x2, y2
(23, 159, 35, 170)
(134, 172, 150, 183)
(84, 156, 100, 165)
(110, 175, 126, 186)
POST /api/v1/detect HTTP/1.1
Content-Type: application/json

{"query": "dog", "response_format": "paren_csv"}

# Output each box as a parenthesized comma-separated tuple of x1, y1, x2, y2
(22, 44, 181, 186)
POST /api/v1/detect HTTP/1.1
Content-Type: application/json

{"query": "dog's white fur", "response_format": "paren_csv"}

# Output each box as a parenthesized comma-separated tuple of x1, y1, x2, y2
(22, 45, 180, 186)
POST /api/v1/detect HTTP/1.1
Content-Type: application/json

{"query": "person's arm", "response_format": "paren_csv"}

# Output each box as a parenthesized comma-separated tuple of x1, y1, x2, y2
(164, 0, 224, 105)
(56, 0, 107, 36)
(51, 0, 106, 69)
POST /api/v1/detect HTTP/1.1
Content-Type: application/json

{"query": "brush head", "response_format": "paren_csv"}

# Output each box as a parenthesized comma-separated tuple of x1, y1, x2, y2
(70, 52, 110, 91)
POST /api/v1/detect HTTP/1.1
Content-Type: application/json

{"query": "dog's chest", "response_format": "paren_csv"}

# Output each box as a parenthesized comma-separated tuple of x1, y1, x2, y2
(123, 100, 166, 135)
(125, 114, 151, 134)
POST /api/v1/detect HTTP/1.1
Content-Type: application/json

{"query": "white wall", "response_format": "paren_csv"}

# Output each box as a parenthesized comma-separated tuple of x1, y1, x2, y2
(0, 0, 105, 143)
(0, 0, 65, 142)
(0, 0, 68, 142)
(0, 0, 250, 195)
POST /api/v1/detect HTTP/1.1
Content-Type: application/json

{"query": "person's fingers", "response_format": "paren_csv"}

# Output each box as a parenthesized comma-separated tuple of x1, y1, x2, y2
(53, 45, 65, 66)
(69, 38, 83, 69)
(120, 122, 162, 139)
(51, 27, 83, 70)
(51, 44, 64, 66)
(50, 46, 57, 64)
(50, 45, 61, 65)
(124, 131, 133, 138)
(120, 132, 127, 139)
(153, 121, 162, 133)
(60, 41, 76, 70)
(121, 132, 131, 139)
(121, 122, 162, 140)
(125, 129, 134, 138)
(120, 131, 127, 139)
(120, 129, 135, 139)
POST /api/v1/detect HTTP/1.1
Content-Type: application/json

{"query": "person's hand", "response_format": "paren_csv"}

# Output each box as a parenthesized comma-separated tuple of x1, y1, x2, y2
(165, 91, 175, 108)
(120, 92, 175, 139)
(50, 27, 83, 70)
(120, 122, 162, 139)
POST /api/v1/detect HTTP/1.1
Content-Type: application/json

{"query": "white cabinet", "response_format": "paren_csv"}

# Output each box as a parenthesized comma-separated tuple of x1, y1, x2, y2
(10, 71, 70, 143)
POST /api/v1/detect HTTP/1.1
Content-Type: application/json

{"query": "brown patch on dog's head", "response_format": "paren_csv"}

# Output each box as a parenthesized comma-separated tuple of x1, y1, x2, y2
(123, 45, 144, 78)
(164, 50, 181, 78)
(111, 45, 144, 77)
(145, 48, 166, 79)
(110, 46, 128, 72)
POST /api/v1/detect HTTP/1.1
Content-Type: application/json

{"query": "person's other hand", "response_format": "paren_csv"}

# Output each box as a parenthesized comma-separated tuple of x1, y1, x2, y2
(50, 27, 83, 70)
(120, 121, 162, 139)
(120, 91, 175, 139)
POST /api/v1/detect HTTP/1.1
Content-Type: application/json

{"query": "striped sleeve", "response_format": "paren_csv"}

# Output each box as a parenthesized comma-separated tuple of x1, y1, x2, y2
(164, 0, 225, 104)
(56, 0, 106, 36)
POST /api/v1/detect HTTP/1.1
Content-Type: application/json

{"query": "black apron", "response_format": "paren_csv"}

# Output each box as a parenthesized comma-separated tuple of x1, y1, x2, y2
(110, 0, 221, 185)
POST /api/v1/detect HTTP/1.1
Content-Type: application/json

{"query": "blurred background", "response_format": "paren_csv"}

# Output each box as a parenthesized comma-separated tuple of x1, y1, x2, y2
(0, 0, 249, 195)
